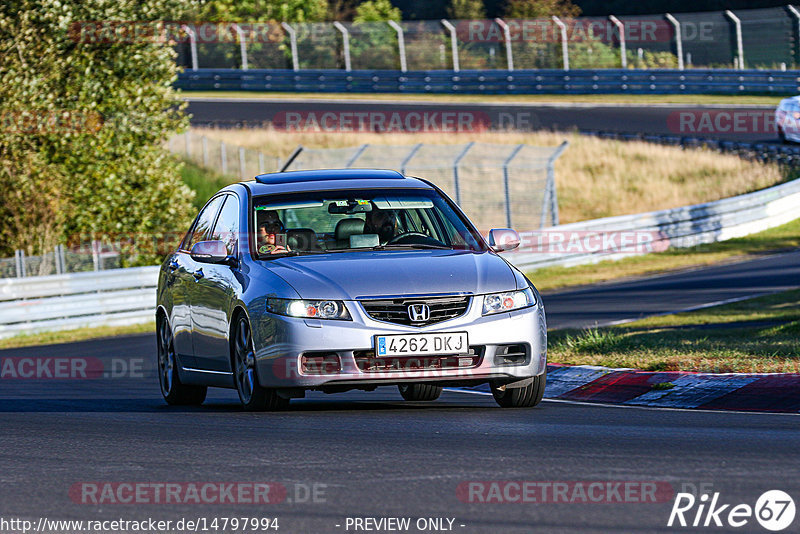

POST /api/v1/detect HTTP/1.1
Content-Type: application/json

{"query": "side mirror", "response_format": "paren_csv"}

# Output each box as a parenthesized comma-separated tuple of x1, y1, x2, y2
(488, 228, 520, 253)
(190, 240, 236, 266)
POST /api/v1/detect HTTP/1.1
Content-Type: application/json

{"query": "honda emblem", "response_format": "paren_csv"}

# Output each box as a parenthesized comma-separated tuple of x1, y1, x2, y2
(407, 304, 431, 322)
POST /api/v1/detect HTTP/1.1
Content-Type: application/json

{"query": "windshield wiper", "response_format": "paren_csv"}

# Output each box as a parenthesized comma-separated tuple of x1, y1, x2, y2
(260, 251, 300, 259)
(373, 243, 453, 250)
(260, 250, 330, 259)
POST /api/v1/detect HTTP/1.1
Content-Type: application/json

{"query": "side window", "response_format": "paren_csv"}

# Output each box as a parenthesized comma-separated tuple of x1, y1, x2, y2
(211, 195, 240, 255)
(183, 195, 226, 251)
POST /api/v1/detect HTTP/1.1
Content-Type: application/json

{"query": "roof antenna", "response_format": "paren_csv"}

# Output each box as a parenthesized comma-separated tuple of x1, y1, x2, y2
(279, 145, 304, 172)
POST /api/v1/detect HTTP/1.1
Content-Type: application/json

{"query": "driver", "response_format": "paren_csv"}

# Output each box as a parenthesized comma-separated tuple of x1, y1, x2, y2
(258, 209, 285, 232)
(258, 222, 289, 255)
(364, 206, 397, 244)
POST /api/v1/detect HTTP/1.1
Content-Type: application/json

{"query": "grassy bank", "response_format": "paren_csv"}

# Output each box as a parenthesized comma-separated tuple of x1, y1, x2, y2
(189, 128, 790, 225)
(0, 322, 154, 350)
(183, 91, 782, 106)
(180, 159, 236, 209)
(548, 289, 800, 373)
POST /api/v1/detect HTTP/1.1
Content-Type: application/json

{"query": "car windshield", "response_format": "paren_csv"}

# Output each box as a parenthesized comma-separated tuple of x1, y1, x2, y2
(252, 188, 486, 258)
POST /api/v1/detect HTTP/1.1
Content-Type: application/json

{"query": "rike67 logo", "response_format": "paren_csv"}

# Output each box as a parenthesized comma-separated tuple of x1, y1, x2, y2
(668, 490, 795, 531)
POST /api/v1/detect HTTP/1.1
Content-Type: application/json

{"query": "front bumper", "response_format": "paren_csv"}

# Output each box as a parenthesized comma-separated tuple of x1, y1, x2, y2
(250, 297, 547, 389)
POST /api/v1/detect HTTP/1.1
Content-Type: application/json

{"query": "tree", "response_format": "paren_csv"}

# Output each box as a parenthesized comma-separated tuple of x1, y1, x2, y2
(197, 0, 328, 22)
(448, 0, 487, 19)
(504, 0, 581, 18)
(0, 0, 194, 266)
(354, 0, 403, 22)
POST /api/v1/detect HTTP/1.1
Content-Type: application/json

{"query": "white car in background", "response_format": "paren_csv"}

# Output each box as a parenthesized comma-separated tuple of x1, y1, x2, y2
(776, 96, 800, 143)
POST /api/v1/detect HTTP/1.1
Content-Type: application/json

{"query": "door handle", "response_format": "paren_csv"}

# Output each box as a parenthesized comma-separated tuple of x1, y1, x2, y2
(193, 268, 204, 280)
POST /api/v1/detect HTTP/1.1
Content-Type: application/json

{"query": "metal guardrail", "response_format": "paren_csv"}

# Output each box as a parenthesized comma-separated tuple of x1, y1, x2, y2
(507, 173, 800, 270)
(0, 267, 158, 339)
(176, 68, 800, 95)
(2, 172, 799, 338)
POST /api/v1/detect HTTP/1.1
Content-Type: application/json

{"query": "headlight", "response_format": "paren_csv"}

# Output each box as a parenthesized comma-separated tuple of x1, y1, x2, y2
(482, 288, 535, 315)
(267, 298, 352, 320)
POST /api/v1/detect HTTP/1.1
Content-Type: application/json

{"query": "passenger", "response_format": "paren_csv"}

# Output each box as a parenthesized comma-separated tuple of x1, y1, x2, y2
(258, 222, 289, 255)
(364, 207, 398, 244)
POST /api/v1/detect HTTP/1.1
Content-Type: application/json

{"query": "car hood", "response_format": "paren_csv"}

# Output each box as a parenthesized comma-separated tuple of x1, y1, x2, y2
(261, 250, 517, 300)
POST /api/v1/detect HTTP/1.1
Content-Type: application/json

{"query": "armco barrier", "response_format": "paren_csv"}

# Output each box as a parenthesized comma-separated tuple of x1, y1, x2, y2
(0, 266, 159, 339)
(1, 174, 799, 338)
(176, 68, 800, 95)
(507, 173, 800, 269)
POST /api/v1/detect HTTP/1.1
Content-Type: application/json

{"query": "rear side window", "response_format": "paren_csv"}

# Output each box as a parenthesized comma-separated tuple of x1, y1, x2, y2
(182, 195, 225, 251)
(210, 195, 240, 255)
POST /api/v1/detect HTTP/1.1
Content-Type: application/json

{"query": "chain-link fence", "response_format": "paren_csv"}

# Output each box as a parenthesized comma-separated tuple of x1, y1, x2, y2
(166, 134, 566, 231)
(166, 132, 281, 179)
(282, 142, 567, 231)
(173, 7, 800, 72)
(1, 244, 121, 279)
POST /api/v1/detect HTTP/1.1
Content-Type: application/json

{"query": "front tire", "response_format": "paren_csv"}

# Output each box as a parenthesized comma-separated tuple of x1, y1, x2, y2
(398, 383, 442, 401)
(157, 316, 207, 406)
(233, 316, 289, 411)
(491, 370, 546, 408)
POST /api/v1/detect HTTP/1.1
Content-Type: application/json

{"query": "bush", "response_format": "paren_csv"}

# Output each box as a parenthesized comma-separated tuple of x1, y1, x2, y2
(0, 0, 195, 265)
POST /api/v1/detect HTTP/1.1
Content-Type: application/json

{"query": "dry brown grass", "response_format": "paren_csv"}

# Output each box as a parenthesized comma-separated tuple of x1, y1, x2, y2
(190, 128, 786, 224)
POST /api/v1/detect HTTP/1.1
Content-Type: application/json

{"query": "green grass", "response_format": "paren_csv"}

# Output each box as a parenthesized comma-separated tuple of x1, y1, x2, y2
(180, 159, 237, 209)
(651, 382, 676, 390)
(182, 91, 783, 106)
(548, 289, 800, 373)
(530, 216, 800, 292)
(0, 322, 155, 350)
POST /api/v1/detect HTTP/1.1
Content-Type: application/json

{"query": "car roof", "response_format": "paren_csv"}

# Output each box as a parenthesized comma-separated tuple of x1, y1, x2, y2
(243, 168, 434, 195)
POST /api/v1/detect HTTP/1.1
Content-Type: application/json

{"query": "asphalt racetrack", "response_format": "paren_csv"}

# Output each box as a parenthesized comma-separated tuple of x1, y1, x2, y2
(2, 251, 799, 533)
(185, 97, 779, 144)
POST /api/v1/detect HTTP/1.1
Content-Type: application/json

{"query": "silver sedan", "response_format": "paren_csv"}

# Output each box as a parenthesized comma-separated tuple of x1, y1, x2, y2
(156, 169, 547, 410)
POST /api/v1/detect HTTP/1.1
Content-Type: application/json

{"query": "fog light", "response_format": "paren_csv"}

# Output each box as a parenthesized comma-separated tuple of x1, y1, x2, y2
(493, 344, 528, 365)
(300, 353, 341, 375)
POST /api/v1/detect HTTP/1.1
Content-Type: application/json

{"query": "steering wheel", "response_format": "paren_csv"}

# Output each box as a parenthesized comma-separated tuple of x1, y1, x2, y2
(386, 232, 444, 246)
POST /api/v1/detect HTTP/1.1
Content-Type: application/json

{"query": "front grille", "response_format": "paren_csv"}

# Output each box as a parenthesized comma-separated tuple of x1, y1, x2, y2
(360, 295, 471, 326)
(354, 346, 484, 372)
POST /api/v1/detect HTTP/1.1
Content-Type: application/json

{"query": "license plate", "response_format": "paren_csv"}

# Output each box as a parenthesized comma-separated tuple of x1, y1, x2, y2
(374, 332, 469, 357)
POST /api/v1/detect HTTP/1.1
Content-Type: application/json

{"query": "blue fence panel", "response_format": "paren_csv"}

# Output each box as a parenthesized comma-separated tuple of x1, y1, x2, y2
(176, 69, 800, 95)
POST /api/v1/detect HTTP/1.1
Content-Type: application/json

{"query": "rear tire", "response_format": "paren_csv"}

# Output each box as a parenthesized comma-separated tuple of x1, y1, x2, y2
(157, 316, 207, 406)
(398, 383, 442, 401)
(491, 370, 546, 408)
(233, 315, 290, 411)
